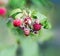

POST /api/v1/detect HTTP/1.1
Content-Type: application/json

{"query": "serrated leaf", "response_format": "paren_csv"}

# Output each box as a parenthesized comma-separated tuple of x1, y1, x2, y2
(10, 9, 22, 16)
(40, 18, 47, 24)
(31, 10, 37, 19)
(15, 13, 23, 19)
(46, 22, 52, 29)
(32, 15, 37, 19)
(40, 18, 51, 29)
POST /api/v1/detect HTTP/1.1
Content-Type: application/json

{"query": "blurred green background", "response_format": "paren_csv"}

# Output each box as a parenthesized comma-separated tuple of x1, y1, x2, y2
(0, 0, 60, 56)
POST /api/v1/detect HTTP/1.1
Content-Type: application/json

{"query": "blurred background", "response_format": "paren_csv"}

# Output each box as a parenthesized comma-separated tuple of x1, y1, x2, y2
(0, 0, 60, 56)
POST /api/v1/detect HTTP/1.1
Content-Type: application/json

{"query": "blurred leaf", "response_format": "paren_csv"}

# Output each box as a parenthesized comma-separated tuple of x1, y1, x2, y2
(31, 10, 37, 19)
(10, 9, 22, 16)
(8, 0, 26, 9)
(41, 18, 52, 29)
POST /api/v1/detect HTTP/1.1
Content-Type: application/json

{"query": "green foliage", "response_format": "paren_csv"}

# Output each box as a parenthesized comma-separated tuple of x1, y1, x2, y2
(8, 0, 26, 9)
(41, 18, 52, 29)
(31, 10, 37, 19)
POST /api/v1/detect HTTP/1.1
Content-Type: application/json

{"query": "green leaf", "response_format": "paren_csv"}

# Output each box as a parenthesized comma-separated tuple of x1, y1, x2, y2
(8, 0, 26, 9)
(10, 9, 22, 16)
(32, 15, 37, 19)
(7, 20, 13, 29)
(41, 18, 52, 29)
(9, 9, 23, 19)
(15, 13, 23, 19)
(45, 22, 52, 29)
(31, 10, 37, 19)
(40, 18, 47, 24)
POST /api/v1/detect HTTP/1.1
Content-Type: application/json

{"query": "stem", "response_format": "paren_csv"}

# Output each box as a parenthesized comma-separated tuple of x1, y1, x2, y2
(16, 40, 23, 56)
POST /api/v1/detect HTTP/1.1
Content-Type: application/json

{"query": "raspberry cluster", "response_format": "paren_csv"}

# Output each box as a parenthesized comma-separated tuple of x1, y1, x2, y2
(12, 16, 42, 36)
(8, 9, 44, 36)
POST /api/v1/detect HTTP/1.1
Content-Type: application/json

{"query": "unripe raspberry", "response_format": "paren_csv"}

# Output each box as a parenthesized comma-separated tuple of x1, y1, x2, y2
(13, 19, 22, 27)
(33, 23, 42, 31)
(24, 28, 30, 36)
(0, 7, 7, 16)
(24, 17, 31, 25)
(34, 19, 40, 24)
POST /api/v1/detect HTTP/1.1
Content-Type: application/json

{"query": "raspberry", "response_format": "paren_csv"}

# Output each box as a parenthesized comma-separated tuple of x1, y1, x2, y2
(13, 19, 22, 27)
(33, 23, 42, 31)
(0, 7, 7, 16)
(24, 28, 30, 36)
(34, 19, 39, 24)
(24, 17, 31, 25)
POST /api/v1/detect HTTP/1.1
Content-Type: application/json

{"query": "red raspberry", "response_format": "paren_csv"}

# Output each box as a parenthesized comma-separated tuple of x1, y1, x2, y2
(24, 28, 30, 36)
(13, 19, 22, 27)
(0, 7, 7, 16)
(33, 23, 42, 31)
(24, 17, 31, 25)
